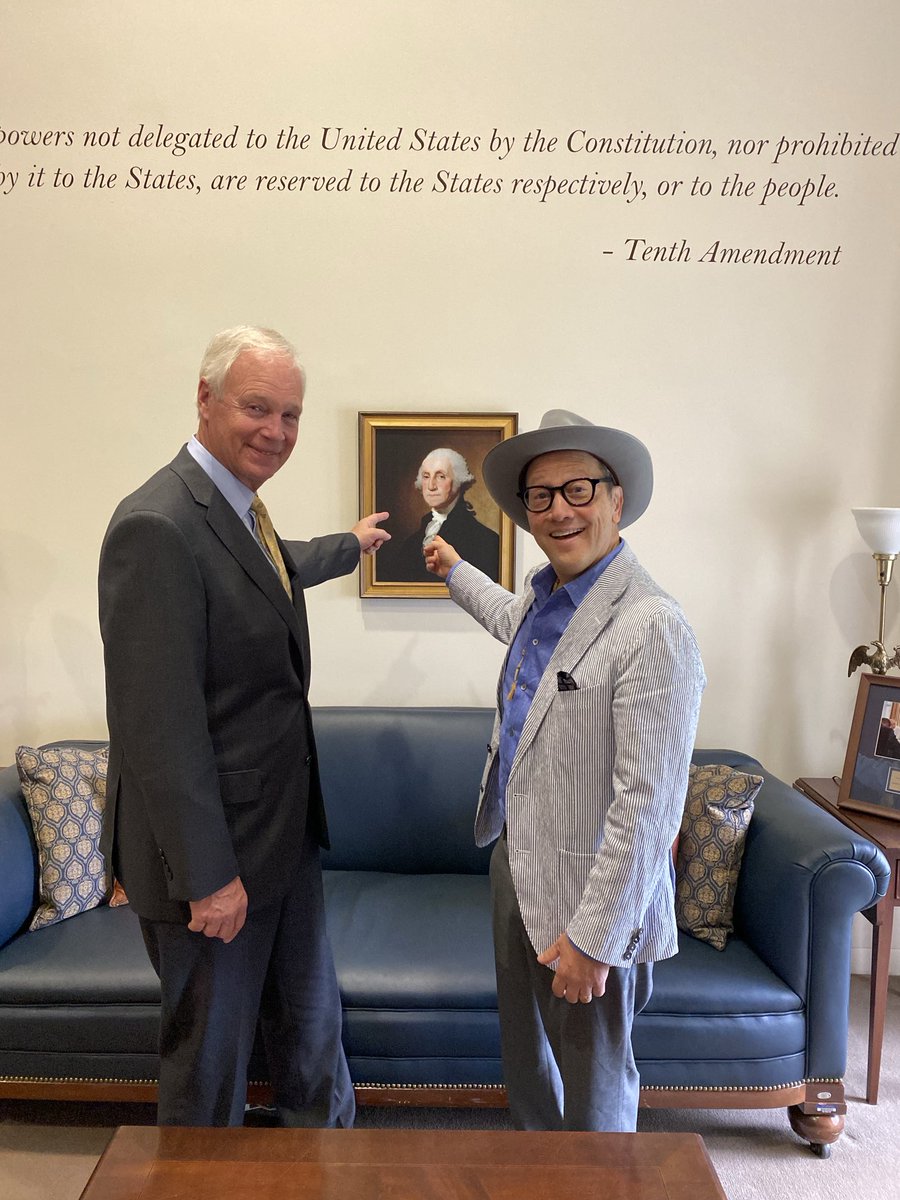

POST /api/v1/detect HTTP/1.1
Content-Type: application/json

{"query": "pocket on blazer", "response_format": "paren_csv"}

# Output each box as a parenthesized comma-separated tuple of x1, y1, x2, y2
(217, 769, 263, 806)
(557, 848, 596, 921)
(553, 679, 608, 704)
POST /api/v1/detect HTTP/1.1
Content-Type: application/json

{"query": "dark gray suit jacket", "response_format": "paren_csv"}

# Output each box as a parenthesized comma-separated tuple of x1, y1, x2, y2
(98, 446, 359, 922)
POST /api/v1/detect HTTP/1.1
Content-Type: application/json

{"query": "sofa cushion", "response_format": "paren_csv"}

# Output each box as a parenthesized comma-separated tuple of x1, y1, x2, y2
(316, 708, 495, 874)
(323, 869, 502, 1085)
(324, 871, 496, 1008)
(0, 903, 158, 1005)
(675, 762, 762, 950)
(636, 932, 806, 1088)
(0, 903, 162, 1080)
(15, 744, 111, 931)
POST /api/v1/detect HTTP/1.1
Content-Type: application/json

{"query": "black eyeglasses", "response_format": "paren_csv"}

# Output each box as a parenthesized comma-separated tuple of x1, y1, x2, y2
(519, 476, 614, 514)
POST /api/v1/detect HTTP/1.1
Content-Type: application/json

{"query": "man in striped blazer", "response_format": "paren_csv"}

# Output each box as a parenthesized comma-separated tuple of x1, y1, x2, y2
(425, 410, 705, 1132)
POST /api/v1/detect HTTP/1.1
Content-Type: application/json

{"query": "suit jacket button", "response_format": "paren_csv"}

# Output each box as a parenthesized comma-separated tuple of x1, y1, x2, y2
(305, 754, 313, 766)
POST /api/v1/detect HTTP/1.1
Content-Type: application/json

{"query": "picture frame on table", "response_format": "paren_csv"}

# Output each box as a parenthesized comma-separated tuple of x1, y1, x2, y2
(838, 673, 900, 822)
(359, 412, 517, 598)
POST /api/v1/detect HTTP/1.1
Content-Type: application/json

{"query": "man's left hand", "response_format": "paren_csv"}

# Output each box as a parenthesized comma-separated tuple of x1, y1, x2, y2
(352, 512, 391, 555)
(537, 932, 610, 1004)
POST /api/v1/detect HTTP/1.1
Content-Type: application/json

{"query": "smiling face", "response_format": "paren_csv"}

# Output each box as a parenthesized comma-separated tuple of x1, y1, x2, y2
(419, 454, 460, 513)
(196, 349, 303, 491)
(524, 449, 623, 585)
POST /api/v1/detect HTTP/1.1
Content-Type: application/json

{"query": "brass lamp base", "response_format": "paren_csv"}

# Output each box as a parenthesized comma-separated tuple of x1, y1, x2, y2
(848, 552, 900, 676)
(849, 552, 897, 676)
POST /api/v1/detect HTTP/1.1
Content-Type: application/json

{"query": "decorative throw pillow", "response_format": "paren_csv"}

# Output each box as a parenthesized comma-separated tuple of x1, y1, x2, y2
(15, 744, 111, 931)
(674, 763, 763, 950)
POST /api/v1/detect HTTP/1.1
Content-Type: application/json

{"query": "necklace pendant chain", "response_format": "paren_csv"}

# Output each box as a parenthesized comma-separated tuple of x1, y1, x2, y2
(506, 644, 527, 701)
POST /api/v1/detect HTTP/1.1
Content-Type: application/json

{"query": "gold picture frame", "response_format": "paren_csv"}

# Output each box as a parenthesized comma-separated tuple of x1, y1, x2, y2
(359, 412, 518, 598)
(838, 672, 900, 822)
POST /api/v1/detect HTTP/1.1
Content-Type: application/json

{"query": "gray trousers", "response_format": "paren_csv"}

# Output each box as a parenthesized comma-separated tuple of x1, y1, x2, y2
(490, 835, 652, 1131)
(140, 831, 354, 1128)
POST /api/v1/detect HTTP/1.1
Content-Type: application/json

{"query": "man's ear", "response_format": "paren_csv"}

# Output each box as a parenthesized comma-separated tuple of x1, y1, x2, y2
(197, 377, 211, 421)
(611, 485, 625, 522)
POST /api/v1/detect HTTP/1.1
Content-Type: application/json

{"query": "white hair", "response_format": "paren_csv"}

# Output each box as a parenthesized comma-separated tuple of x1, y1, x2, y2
(198, 326, 306, 399)
(415, 448, 474, 492)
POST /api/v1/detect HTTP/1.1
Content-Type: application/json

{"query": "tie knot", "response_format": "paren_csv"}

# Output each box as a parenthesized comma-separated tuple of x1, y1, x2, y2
(251, 496, 268, 519)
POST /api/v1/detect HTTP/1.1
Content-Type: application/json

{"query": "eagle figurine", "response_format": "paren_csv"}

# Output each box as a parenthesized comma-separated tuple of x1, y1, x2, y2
(847, 641, 900, 676)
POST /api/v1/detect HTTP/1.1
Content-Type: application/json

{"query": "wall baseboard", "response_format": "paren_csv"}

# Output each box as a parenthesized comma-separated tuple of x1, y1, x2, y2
(851, 948, 900, 976)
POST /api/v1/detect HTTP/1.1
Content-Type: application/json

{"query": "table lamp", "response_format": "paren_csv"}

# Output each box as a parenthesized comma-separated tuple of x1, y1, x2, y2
(848, 507, 900, 675)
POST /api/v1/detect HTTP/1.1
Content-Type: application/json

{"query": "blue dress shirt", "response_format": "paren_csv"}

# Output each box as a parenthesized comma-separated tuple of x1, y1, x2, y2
(497, 541, 624, 810)
(187, 436, 256, 528)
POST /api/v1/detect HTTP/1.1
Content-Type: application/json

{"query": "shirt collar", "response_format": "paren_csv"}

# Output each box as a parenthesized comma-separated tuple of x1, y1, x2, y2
(532, 538, 625, 607)
(187, 435, 257, 521)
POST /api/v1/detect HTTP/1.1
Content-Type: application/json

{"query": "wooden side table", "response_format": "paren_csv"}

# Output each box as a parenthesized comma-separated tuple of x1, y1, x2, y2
(794, 776, 900, 1104)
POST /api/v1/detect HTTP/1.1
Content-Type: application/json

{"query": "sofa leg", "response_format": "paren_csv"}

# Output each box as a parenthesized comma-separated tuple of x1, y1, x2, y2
(788, 1105, 844, 1155)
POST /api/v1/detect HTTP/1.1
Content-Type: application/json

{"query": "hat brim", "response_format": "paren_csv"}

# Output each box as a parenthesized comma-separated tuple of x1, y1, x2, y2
(482, 423, 654, 531)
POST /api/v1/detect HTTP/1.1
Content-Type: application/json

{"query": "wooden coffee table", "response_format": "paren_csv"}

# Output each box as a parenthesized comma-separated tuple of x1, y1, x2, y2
(80, 1126, 727, 1199)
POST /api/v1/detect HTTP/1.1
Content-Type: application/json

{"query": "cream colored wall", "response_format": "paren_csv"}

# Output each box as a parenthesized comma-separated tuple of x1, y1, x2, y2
(3, 4, 899, 964)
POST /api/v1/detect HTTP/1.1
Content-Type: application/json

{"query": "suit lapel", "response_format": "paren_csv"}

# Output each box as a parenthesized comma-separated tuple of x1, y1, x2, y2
(169, 448, 305, 645)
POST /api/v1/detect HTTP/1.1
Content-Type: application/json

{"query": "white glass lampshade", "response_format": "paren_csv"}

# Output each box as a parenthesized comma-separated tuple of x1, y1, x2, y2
(852, 507, 900, 555)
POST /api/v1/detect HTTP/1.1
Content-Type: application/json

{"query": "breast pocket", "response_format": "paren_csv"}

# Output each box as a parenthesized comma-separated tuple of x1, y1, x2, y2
(553, 679, 609, 709)
(547, 683, 613, 794)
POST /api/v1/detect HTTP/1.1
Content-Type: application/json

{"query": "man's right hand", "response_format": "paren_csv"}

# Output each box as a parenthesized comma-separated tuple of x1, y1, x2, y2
(188, 875, 248, 943)
(424, 535, 461, 579)
(352, 511, 391, 555)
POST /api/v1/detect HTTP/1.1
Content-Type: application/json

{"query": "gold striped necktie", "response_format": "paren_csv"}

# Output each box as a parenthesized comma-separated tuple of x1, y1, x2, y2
(251, 496, 292, 597)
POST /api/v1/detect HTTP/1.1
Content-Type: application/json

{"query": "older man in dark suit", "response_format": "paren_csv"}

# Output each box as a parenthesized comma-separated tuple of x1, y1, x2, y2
(99, 326, 388, 1127)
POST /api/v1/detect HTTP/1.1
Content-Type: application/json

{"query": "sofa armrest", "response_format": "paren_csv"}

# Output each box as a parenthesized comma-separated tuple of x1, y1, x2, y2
(695, 749, 890, 1078)
(0, 764, 39, 948)
(0, 740, 108, 949)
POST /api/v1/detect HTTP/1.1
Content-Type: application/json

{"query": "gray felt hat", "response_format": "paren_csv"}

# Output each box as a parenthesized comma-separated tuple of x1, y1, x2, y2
(482, 409, 654, 531)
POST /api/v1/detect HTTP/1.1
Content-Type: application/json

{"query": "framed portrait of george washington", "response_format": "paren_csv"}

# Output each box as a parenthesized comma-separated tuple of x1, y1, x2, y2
(838, 673, 900, 822)
(359, 412, 517, 598)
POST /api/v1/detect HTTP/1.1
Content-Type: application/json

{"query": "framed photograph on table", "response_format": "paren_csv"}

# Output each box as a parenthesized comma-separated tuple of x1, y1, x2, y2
(838, 673, 900, 821)
(359, 412, 517, 598)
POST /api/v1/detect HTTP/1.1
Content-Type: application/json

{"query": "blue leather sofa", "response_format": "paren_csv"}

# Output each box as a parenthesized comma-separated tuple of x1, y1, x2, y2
(0, 707, 889, 1154)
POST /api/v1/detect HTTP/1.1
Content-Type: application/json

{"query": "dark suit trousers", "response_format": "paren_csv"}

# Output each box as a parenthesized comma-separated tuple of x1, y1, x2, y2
(140, 832, 354, 1128)
(490, 835, 652, 1132)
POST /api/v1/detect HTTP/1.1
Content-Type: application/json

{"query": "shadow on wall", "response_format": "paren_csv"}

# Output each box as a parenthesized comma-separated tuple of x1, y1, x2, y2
(52, 612, 106, 739)
(1, 532, 58, 747)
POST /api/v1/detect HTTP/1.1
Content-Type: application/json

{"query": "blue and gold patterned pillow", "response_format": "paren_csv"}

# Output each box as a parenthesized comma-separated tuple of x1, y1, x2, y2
(15, 744, 110, 931)
(674, 763, 763, 950)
